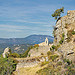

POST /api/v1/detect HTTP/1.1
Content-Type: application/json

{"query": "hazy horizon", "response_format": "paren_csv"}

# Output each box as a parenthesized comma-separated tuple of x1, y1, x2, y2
(0, 0, 75, 38)
(0, 34, 53, 39)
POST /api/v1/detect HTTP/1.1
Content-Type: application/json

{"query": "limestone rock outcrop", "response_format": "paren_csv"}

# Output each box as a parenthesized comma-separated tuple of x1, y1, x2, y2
(2, 47, 11, 58)
(54, 10, 75, 45)
(53, 10, 75, 62)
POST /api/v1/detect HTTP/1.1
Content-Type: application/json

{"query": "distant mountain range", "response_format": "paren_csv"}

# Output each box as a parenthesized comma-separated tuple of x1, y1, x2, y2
(0, 35, 54, 54)
(0, 35, 54, 45)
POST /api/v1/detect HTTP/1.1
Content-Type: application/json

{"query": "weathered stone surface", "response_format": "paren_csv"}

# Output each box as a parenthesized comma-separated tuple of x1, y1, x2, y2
(54, 10, 75, 45)
(15, 56, 46, 70)
(28, 46, 50, 57)
(2, 47, 11, 58)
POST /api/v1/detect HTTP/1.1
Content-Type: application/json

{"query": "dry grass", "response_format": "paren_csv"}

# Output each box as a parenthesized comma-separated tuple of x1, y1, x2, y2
(13, 64, 48, 75)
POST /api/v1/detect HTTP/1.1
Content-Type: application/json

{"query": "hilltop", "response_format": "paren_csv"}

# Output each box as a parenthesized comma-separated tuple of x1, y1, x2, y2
(0, 35, 54, 44)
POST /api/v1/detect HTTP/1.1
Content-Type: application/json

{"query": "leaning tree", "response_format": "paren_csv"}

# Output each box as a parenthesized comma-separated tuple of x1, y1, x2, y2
(52, 7, 64, 20)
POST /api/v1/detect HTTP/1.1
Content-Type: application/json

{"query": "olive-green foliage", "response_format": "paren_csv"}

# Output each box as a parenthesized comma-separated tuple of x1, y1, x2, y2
(50, 45, 60, 51)
(0, 57, 17, 75)
(64, 59, 72, 65)
(20, 49, 30, 57)
(8, 53, 20, 58)
(28, 54, 31, 57)
(47, 51, 52, 56)
(52, 26, 56, 37)
(50, 45, 56, 51)
(64, 63, 75, 75)
(65, 69, 75, 75)
(72, 30, 75, 35)
(52, 7, 64, 20)
(36, 66, 56, 75)
(59, 33, 65, 44)
(49, 55, 59, 61)
(40, 61, 49, 67)
(65, 23, 68, 29)
(20, 46, 33, 58)
(67, 29, 75, 42)
(41, 53, 44, 55)
(57, 61, 62, 65)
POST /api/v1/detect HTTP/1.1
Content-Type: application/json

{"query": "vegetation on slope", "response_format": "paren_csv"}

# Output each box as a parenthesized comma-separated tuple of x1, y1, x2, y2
(0, 57, 17, 75)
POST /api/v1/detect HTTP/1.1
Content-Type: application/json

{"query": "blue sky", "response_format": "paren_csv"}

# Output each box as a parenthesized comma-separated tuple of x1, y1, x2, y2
(0, 0, 75, 38)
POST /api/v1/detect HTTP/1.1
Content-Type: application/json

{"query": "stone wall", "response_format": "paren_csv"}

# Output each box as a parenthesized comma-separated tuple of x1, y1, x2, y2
(15, 56, 46, 71)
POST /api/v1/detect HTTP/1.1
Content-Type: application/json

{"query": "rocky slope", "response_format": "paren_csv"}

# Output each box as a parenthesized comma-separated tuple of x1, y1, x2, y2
(13, 10, 75, 75)
(53, 10, 75, 63)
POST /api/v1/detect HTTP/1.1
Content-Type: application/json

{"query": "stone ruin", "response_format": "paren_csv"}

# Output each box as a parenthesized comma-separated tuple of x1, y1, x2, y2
(39, 37, 49, 46)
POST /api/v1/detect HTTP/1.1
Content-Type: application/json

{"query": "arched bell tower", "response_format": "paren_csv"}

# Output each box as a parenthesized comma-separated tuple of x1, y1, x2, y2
(45, 37, 48, 46)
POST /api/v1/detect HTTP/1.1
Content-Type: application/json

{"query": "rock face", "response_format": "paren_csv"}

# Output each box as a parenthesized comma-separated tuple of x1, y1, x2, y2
(54, 10, 75, 45)
(2, 47, 11, 58)
(28, 46, 50, 57)
(53, 10, 75, 62)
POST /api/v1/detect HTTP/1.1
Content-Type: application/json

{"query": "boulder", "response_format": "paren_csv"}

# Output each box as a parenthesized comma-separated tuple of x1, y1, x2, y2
(2, 47, 11, 58)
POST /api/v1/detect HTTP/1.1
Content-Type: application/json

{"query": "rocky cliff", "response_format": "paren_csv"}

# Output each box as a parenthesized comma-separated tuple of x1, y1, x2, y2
(13, 10, 75, 75)
(53, 10, 75, 62)
(54, 10, 75, 45)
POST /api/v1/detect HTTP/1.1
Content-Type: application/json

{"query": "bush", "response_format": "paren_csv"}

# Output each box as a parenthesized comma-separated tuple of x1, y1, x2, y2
(65, 23, 68, 29)
(0, 57, 17, 75)
(28, 54, 30, 57)
(59, 33, 64, 44)
(64, 59, 72, 65)
(21, 49, 30, 57)
(41, 53, 44, 55)
(8, 53, 20, 58)
(47, 51, 52, 56)
(36, 66, 55, 75)
(40, 61, 49, 67)
(67, 29, 75, 42)
(52, 45, 56, 50)
(57, 61, 62, 65)
(49, 55, 59, 61)
(20, 46, 33, 58)
(50, 45, 60, 51)
(72, 30, 75, 35)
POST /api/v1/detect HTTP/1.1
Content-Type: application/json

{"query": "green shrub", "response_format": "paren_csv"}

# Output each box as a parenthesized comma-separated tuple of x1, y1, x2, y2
(65, 23, 68, 28)
(59, 33, 64, 44)
(36, 66, 55, 75)
(57, 61, 62, 65)
(41, 53, 44, 55)
(20, 46, 32, 58)
(67, 29, 75, 42)
(0, 57, 17, 75)
(52, 45, 56, 50)
(72, 30, 75, 35)
(49, 55, 59, 61)
(28, 54, 30, 57)
(50, 45, 60, 51)
(37, 58, 40, 62)
(47, 51, 52, 56)
(21, 49, 30, 57)
(40, 61, 49, 67)
(8, 53, 20, 58)
(64, 66, 75, 75)
(64, 59, 72, 65)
